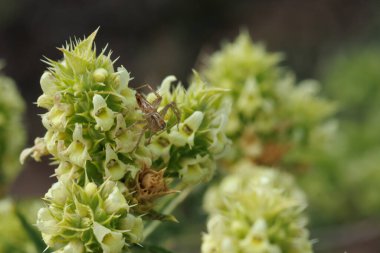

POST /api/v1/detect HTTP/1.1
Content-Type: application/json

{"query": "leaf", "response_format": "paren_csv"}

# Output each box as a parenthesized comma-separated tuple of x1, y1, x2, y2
(14, 206, 51, 253)
(144, 209, 179, 223)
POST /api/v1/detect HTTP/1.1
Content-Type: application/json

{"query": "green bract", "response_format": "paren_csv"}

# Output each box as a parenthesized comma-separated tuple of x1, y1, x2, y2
(22, 30, 230, 252)
(202, 160, 312, 253)
(200, 32, 336, 168)
(0, 64, 25, 190)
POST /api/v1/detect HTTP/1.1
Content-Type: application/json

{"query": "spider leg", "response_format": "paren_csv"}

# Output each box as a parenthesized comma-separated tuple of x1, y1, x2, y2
(159, 102, 181, 130)
(134, 84, 153, 91)
(133, 125, 149, 152)
(147, 86, 162, 109)
(126, 120, 146, 130)
(135, 84, 162, 109)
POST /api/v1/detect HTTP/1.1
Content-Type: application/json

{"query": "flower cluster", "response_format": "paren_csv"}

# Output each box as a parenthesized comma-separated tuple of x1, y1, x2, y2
(20, 30, 147, 252)
(202, 160, 313, 253)
(0, 63, 25, 191)
(148, 73, 230, 186)
(38, 180, 143, 252)
(22, 30, 229, 252)
(21, 31, 146, 183)
(200, 32, 336, 168)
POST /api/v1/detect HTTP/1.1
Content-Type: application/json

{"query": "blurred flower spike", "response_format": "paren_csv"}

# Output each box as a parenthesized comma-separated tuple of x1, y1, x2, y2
(201, 32, 336, 169)
(0, 63, 26, 192)
(202, 160, 313, 253)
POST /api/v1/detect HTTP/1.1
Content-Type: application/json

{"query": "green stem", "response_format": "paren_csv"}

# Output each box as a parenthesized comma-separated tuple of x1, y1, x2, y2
(143, 187, 192, 239)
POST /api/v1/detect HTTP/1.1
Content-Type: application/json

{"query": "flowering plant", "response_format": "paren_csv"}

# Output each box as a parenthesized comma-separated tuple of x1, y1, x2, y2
(21, 30, 230, 252)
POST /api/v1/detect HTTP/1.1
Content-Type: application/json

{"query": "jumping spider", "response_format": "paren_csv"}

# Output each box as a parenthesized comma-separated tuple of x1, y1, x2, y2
(133, 84, 181, 149)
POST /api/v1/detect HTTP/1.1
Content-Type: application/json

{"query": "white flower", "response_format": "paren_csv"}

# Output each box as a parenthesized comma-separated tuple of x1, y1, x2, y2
(104, 185, 130, 214)
(91, 94, 115, 131)
(93, 222, 124, 253)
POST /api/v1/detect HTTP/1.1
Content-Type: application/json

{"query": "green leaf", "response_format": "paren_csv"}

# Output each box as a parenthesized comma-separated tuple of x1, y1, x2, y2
(143, 209, 179, 223)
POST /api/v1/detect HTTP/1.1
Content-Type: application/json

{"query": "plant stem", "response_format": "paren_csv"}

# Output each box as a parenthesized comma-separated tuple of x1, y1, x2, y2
(143, 187, 192, 239)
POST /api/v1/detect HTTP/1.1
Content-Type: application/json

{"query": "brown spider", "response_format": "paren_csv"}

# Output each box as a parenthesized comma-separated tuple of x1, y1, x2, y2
(133, 84, 181, 149)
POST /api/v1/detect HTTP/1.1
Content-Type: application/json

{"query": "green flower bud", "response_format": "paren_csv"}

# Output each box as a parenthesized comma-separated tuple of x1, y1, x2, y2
(84, 182, 98, 196)
(93, 68, 108, 83)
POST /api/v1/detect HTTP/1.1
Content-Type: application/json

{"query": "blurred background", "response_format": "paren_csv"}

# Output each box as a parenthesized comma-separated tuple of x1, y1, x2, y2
(1, 0, 380, 252)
